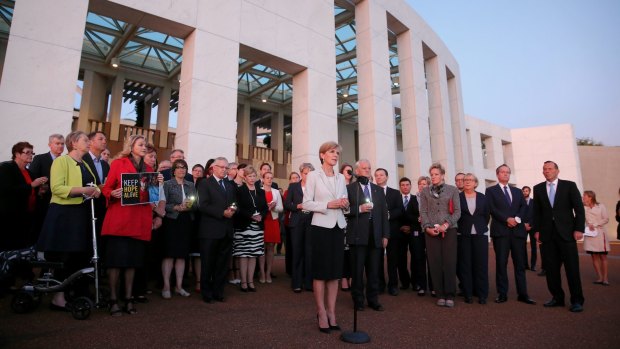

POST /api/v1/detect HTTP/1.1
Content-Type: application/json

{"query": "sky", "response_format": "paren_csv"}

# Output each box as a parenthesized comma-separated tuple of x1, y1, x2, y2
(407, 0, 620, 146)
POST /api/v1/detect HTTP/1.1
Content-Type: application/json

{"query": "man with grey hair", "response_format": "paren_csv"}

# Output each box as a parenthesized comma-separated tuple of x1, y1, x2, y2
(29, 133, 65, 243)
(161, 149, 192, 181)
(345, 159, 389, 311)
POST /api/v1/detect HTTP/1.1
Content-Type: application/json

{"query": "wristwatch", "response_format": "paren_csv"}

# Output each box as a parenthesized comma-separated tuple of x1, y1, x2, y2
(515, 216, 522, 224)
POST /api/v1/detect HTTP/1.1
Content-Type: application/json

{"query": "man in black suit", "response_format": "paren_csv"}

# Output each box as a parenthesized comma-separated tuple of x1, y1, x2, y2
(29, 134, 65, 243)
(485, 164, 535, 305)
(375, 168, 406, 296)
(522, 186, 537, 271)
(81, 131, 111, 246)
(346, 160, 389, 311)
(197, 157, 237, 303)
(533, 161, 585, 313)
(400, 177, 428, 296)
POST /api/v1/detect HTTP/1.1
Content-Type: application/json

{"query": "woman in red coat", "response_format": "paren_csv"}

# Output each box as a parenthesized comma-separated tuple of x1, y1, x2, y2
(102, 135, 162, 316)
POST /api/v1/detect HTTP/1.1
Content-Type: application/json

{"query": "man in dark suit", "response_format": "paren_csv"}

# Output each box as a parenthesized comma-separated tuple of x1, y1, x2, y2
(375, 168, 406, 296)
(346, 160, 389, 311)
(29, 134, 65, 243)
(485, 164, 535, 305)
(82, 131, 111, 252)
(533, 161, 585, 313)
(197, 157, 237, 303)
(400, 177, 427, 296)
(521, 186, 537, 271)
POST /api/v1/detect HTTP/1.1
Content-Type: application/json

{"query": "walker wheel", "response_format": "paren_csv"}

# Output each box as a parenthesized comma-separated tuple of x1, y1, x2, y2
(11, 292, 35, 314)
(70, 297, 92, 320)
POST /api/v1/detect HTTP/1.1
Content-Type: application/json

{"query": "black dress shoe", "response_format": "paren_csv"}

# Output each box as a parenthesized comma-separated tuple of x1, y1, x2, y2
(400, 285, 410, 290)
(388, 288, 399, 296)
(368, 302, 384, 311)
(213, 296, 224, 302)
(354, 302, 364, 311)
(495, 295, 508, 303)
(537, 270, 546, 276)
(464, 297, 473, 304)
(49, 303, 70, 312)
(569, 303, 583, 313)
(530, 267, 537, 272)
(517, 296, 536, 305)
(479, 298, 487, 305)
(202, 296, 213, 304)
(543, 299, 565, 307)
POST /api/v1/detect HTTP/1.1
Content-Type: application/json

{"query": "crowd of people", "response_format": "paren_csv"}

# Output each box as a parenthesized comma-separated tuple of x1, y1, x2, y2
(1, 134, 617, 329)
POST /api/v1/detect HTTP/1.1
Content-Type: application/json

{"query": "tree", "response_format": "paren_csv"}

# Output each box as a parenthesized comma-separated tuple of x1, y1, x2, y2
(135, 101, 145, 128)
(576, 137, 603, 146)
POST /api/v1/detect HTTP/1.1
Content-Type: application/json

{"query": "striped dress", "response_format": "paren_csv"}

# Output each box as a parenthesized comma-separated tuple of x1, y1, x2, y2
(233, 221, 265, 257)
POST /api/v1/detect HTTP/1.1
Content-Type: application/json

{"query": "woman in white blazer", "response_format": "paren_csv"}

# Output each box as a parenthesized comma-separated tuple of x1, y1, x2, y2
(260, 171, 284, 283)
(302, 141, 349, 334)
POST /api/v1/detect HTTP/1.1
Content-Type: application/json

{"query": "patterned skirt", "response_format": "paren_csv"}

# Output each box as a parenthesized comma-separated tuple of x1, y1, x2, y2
(232, 221, 265, 257)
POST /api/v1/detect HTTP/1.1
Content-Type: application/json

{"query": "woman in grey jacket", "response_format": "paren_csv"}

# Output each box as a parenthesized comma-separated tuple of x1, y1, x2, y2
(161, 159, 197, 299)
(419, 163, 461, 308)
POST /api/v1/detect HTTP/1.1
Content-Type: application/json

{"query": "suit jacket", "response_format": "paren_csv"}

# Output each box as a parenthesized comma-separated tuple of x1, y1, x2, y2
(523, 197, 534, 225)
(197, 175, 237, 239)
(82, 152, 110, 185)
(302, 169, 347, 229)
(0, 161, 33, 249)
(457, 191, 490, 237)
(532, 179, 585, 242)
(402, 193, 421, 234)
(384, 186, 404, 238)
(284, 182, 311, 227)
(485, 184, 527, 239)
(345, 182, 389, 247)
(29, 152, 54, 180)
(234, 184, 268, 230)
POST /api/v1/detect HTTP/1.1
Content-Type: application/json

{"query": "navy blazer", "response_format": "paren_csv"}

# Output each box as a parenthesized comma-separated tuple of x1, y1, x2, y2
(384, 186, 405, 238)
(485, 184, 527, 238)
(345, 182, 390, 247)
(457, 191, 490, 237)
(283, 182, 311, 227)
(197, 175, 237, 239)
(532, 179, 585, 242)
(401, 193, 421, 234)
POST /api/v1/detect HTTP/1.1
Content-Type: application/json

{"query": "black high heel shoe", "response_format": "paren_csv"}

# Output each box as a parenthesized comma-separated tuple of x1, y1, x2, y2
(240, 282, 248, 292)
(328, 318, 341, 331)
(248, 283, 257, 292)
(317, 314, 331, 334)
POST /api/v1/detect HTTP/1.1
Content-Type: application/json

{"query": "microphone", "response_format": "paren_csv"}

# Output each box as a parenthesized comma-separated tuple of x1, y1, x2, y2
(347, 170, 369, 185)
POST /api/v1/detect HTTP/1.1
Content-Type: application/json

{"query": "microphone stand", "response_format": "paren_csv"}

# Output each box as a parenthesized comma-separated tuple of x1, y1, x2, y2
(341, 176, 370, 344)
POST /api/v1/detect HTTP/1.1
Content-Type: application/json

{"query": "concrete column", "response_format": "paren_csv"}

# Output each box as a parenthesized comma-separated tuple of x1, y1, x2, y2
(272, 109, 284, 164)
(447, 72, 469, 173)
(355, 0, 398, 187)
(156, 84, 171, 148)
(177, 28, 240, 166)
(425, 56, 456, 180)
(0, 0, 88, 159)
(237, 102, 251, 159)
(77, 70, 108, 132)
(143, 101, 152, 130)
(108, 73, 125, 142)
(397, 30, 432, 181)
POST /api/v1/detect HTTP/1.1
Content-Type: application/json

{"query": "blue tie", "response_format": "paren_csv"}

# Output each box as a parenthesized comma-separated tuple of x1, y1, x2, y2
(94, 157, 103, 183)
(363, 184, 370, 200)
(403, 195, 409, 209)
(503, 186, 512, 205)
(549, 183, 555, 207)
(219, 179, 226, 192)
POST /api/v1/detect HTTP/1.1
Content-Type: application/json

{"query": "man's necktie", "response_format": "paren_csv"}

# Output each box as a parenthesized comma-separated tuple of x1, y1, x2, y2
(403, 195, 409, 209)
(549, 183, 555, 207)
(503, 186, 512, 205)
(363, 184, 370, 200)
(94, 157, 103, 183)
(219, 179, 226, 192)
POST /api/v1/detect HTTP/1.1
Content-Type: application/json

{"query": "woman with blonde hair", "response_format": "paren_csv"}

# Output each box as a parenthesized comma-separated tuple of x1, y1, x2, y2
(582, 190, 610, 286)
(102, 135, 162, 316)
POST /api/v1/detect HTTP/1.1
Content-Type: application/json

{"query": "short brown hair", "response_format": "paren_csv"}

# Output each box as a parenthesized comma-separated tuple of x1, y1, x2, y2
(428, 162, 445, 175)
(11, 141, 33, 160)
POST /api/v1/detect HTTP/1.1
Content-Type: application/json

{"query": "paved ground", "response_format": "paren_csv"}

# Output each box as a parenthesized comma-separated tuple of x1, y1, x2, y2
(1, 242, 619, 349)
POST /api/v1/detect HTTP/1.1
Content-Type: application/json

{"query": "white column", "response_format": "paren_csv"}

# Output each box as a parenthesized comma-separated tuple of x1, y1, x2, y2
(447, 72, 469, 173)
(237, 102, 251, 159)
(397, 30, 432, 181)
(355, 0, 398, 187)
(425, 56, 456, 180)
(271, 109, 284, 164)
(0, 0, 88, 159)
(77, 70, 108, 132)
(156, 84, 171, 148)
(108, 73, 125, 142)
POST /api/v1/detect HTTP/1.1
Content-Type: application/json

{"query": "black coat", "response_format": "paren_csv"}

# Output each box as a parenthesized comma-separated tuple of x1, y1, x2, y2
(284, 182, 311, 227)
(532, 179, 585, 242)
(457, 191, 490, 237)
(197, 176, 237, 239)
(234, 184, 268, 231)
(0, 161, 33, 250)
(385, 186, 405, 238)
(345, 182, 389, 247)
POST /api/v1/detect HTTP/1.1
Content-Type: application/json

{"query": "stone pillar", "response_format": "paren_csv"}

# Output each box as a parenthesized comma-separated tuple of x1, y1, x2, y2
(272, 109, 284, 164)
(108, 73, 125, 142)
(0, 0, 88, 159)
(177, 27, 240, 166)
(355, 0, 398, 187)
(397, 30, 432, 182)
(77, 70, 109, 132)
(142, 101, 152, 130)
(156, 84, 171, 148)
(237, 102, 251, 159)
(447, 72, 469, 173)
(425, 56, 456, 180)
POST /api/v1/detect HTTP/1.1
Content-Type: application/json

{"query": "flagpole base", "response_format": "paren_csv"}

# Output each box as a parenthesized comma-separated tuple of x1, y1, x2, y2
(340, 331, 371, 344)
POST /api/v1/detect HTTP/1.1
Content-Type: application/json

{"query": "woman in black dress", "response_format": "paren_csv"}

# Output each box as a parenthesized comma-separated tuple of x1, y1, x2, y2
(161, 159, 197, 298)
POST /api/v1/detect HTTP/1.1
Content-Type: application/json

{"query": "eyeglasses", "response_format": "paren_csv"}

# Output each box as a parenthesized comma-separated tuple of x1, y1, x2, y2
(213, 164, 227, 169)
(21, 150, 35, 155)
(227, 167, 238, 170)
